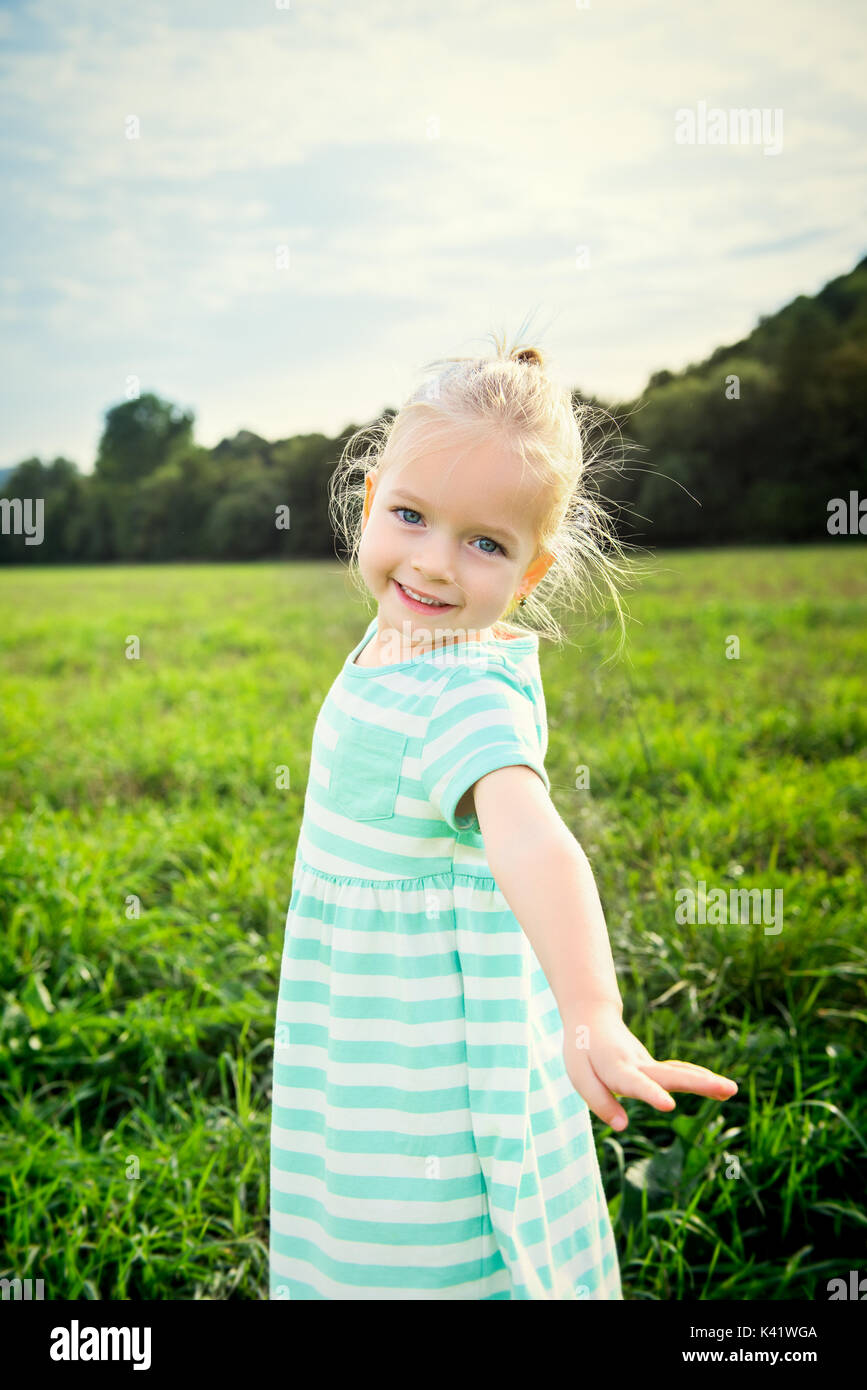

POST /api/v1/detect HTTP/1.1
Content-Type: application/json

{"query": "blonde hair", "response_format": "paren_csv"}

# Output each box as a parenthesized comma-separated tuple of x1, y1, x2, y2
(328, 329, 643, 658)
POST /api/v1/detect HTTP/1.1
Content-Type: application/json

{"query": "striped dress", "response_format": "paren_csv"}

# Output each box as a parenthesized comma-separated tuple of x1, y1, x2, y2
(269, 614, 623, 1300)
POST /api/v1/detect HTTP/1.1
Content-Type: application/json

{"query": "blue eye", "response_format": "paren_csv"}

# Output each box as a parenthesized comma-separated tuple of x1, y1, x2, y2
(391, 507, 505, 556)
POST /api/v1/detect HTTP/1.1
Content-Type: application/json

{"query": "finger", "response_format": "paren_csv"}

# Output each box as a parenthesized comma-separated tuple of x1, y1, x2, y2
(583, 1054, 678, 1121)
(599, 1063, 677, 1114)
(655, 1060, 738, 1092)
(642, 1061, 738, 1096)
(565, 1053, 634, 1130)
(656, 1060, 734, 1076)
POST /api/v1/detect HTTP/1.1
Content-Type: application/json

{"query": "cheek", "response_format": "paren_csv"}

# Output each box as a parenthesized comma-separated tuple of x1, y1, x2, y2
(356, 524, 374, 577)
(458, 565, 508, 609)
(470, 554, 516, 591)
(359, 516, 393, 570)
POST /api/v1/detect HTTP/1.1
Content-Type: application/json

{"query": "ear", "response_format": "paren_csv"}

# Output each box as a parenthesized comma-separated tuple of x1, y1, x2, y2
(362, 471, 377, 529)
(520, 549, 555, 596)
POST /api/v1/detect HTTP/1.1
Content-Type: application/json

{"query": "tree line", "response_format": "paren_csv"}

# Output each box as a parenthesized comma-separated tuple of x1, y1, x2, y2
(2, 255, 865, 564)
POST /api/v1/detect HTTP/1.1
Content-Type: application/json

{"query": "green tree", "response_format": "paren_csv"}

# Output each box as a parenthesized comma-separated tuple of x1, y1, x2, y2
(94, 394, 194, 486)
(203, 471, 287, 559)
(119, 446, 223, 560)
(0, 456, 85, 564)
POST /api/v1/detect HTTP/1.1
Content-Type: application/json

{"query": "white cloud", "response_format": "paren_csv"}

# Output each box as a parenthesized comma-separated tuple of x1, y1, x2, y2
(0, 0, 864, 468)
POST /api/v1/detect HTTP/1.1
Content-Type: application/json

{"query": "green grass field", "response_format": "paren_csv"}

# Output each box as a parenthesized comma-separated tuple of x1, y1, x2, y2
(1, 547, 865, 1300)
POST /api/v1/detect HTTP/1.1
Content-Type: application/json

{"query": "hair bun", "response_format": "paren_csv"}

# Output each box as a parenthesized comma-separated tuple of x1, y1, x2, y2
(509, 345, 544, 369)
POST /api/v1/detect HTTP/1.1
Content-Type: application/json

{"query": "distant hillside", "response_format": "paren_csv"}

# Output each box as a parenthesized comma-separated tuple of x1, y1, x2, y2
(2, 255, 865, 562)
(606, 255, 867, 544)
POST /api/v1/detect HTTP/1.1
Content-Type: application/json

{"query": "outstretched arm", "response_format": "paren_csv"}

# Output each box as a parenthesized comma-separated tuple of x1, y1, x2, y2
(471, 764, 738, 1130)
(471, 764, 622, 1013)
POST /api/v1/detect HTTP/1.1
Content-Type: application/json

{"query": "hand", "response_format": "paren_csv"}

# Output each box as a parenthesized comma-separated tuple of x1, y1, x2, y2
(561, 1000, 738, 1131)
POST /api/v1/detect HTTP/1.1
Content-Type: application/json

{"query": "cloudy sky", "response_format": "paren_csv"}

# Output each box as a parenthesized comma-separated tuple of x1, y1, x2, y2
(0, 0, 864, 474)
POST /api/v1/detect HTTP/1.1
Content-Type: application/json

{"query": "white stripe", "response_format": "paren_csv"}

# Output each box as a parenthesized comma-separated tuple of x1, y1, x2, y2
(274, 1060, 532, 1092)
(275, 1002, 549, 1052)
(327, 681, 436, 734)
(271, 1134, 484, 1177)
(294, 826, 434, 880)
(281, 909, 536, 954)
(426, 705, 538, 767)
(270, 1211, 489, 1271)
(301, 798, 457, 859)
(285, 875, 464, 915)
(270, 1252, 509, 1300)
(270, 1194, 490, 1249)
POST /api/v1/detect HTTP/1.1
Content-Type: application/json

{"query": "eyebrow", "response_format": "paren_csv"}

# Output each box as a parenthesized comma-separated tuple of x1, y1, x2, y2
(391, 491, 521, 549)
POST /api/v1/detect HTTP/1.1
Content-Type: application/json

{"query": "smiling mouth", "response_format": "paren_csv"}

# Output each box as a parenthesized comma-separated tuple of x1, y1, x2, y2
(394, 579, 455, 608)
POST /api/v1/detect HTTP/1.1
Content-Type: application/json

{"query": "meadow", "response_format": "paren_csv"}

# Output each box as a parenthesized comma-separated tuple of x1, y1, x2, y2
(1, 546, 864, 1300)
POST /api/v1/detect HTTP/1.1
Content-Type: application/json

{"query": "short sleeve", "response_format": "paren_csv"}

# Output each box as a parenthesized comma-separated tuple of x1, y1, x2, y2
(420, 659, 550, 833)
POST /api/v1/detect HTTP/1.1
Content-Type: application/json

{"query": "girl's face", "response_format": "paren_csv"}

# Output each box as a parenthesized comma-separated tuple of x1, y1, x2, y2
(358, 437, 554, 639)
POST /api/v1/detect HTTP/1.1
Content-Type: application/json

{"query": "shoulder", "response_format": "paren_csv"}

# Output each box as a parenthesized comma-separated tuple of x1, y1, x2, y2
(429, 649, 516, 692)
(425, 651, 539, 725)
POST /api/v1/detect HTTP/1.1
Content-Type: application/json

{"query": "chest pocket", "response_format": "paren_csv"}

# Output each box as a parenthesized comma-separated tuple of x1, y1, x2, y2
(329, 718, 407, 821)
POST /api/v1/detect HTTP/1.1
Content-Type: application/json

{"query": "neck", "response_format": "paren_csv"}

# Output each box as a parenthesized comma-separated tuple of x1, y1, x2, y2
(372, 618, 497, 660)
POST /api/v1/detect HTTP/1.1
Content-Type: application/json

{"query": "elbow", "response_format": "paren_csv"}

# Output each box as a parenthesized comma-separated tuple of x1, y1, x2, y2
(484, 814, 578, 888)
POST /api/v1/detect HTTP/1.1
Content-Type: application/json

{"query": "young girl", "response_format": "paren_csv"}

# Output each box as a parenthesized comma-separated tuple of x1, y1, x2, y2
(269, 336, 738, 1300)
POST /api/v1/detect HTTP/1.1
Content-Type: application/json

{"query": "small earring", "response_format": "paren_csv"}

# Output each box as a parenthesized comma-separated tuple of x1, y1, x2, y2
(518, 594, 526, 607)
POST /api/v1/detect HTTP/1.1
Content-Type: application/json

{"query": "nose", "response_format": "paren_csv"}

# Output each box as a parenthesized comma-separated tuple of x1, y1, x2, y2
(411, 533, 456, 586)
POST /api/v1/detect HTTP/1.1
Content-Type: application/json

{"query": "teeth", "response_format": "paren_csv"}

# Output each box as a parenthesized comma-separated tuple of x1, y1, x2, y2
(400, 583, 447, 606)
